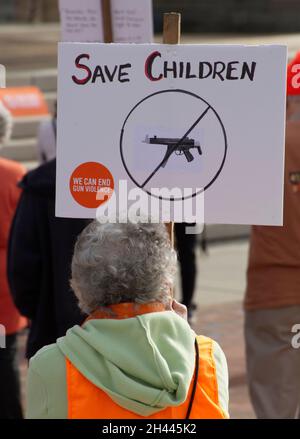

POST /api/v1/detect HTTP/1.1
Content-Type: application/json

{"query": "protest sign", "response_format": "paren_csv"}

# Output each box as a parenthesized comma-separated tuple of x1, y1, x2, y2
(56, 43, 287, 224)
(59, 0, 153, 43)
(59, 0, 103, 42)
(0, 86, 49, 117)
(112, 0, 153, 43)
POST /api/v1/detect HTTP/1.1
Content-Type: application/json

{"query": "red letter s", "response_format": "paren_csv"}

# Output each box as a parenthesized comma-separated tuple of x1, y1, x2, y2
(72, 54, 92, 85)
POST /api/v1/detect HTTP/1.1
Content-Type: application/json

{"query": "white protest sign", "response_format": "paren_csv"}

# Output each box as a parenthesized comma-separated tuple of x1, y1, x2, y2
(59, 0, 104, 42)
(56, 43, 287, 225)
(59, 0, 153, 43)
(112, 0, 153, 43)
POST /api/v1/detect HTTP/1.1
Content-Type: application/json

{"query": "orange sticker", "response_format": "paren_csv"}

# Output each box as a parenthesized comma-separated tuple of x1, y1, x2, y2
(0, 86, 49, 117)
(70, 162, 114, 209)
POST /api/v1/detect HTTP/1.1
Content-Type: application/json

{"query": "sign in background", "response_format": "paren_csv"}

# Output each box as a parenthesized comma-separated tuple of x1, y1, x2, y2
(0, 86, 49, 117)
(56, 43, 287, 225)
(59, 0, 153, 43)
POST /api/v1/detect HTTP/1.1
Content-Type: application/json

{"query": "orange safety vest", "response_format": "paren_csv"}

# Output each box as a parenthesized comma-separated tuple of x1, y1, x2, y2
(65, 303, 228, 419)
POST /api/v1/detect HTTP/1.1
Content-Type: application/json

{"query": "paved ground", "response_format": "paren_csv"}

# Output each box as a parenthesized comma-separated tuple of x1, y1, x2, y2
(19, 239, 254, 418)
(194, 240, 255, 418)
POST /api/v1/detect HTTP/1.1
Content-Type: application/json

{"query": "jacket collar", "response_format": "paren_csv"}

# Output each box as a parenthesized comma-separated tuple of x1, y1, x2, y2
(86, 302, 166, 322)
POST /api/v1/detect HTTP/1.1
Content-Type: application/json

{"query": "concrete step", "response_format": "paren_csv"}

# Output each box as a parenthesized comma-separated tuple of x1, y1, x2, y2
(1, 138, 38, 162)
(11, 115, 51, 139)
(31, 70, 57, 93)
(7, 69, 57, 93)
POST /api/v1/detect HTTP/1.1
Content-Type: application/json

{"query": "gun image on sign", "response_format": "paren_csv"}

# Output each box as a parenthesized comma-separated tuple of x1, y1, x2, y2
(143, 135, 202, 168)
(140, 108, 210, 188)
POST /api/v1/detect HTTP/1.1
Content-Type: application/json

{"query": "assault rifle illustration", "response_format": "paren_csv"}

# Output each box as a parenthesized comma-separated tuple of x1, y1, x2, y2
(143, 135, 202, 168)
(140, 108, 209, 188)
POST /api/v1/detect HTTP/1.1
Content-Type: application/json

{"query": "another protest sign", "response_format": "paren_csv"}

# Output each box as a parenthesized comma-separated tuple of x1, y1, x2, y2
(0, 86, 49, 117)
(59, 0, 153, 44)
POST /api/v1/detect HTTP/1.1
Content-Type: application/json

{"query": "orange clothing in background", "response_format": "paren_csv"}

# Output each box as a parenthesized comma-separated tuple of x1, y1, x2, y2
(245, 121, 300, 310)
(0, 158, 27, 334)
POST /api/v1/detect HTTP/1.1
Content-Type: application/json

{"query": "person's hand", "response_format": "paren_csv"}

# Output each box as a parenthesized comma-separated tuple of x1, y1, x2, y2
(171, 299, 188, 321)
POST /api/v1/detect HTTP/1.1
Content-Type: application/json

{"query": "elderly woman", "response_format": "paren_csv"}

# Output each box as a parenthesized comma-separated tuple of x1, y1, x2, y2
(26, 220, 229, 419)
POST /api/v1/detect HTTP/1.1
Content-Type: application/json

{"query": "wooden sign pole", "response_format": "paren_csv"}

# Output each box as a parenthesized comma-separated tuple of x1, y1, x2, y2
(163, 12, 181, 247)
(101, 0, 113, 43)
(163, 12, 181, 45)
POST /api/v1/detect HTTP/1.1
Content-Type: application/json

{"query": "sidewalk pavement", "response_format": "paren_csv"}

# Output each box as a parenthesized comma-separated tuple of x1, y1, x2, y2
(18, 239, 255, 419)
(193, 239, 255, 418)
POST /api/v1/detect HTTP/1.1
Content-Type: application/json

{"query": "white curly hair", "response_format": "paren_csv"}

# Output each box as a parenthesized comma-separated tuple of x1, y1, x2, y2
(71, 220, 177, 314)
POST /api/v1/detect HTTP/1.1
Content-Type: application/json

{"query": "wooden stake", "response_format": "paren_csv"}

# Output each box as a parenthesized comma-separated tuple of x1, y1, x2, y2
(163, 13, 181, 247)
(163, 12, 181, 45)
(101, 0, 113, 43)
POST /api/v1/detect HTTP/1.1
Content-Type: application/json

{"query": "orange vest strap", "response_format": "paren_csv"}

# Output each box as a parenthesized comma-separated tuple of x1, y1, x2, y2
(196, 335, 219, 405)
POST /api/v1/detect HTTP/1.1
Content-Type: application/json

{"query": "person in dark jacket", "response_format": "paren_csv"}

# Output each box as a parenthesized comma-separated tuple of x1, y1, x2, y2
(7, 159, 89, 358)
(175, 223, 197, 321)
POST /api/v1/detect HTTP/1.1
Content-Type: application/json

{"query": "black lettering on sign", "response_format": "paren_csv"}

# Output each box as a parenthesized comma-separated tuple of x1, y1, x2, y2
(143, 54, 258, 82)
(72, 56, 132, 85)
(164, 61, 177, 79)
(241, 62, 257, 81)
(186, 62, 197, 79)
(118, 64, 131, 83)
(199, 62, 213, 79)
(71, 52, 258, 86)
(104, 65, 118, 82)
(226, 61, 239, 80)
(213, 62, 226, 81)
(92, 66, 105, 83)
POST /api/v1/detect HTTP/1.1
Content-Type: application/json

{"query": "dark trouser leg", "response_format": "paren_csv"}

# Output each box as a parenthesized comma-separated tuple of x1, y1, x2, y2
(0, 333, 23, 419)
(175, 223, 197, 309)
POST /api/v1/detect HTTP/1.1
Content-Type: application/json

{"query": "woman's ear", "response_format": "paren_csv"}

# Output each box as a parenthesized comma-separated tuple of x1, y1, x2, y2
(171, 300, 188, 321)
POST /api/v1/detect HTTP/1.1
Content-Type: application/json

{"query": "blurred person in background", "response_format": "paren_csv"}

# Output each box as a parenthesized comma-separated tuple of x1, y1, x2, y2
(7, 158, 89, 359)
(244, 53, 300, 419)
(8, 94, 89, 359)
(37, 100, 56, 164)
(26, 220, 229, 419)
(175, 223, 198, 322)
(0, 101, 27, 419)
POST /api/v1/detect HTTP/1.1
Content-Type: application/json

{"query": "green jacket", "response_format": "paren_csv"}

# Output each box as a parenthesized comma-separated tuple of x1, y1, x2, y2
(26, 311, 229, 418)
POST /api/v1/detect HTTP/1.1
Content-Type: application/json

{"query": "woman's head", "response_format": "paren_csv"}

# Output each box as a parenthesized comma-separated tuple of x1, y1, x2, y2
(71, 220, 177, 314)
